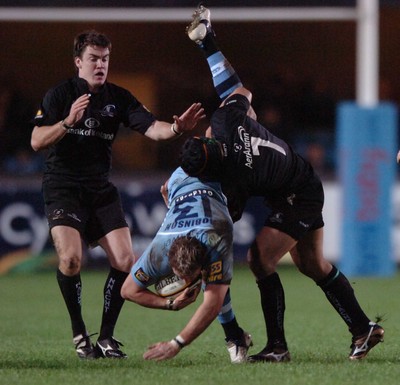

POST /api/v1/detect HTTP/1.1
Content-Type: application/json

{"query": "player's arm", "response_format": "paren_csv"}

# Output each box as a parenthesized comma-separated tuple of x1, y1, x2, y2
(144, 103, 205, 141)
(121, 274, 199, 311)
(31, 122, 69, 151)
(31, 94, 90, 151)
(160, 178, 170, 207)
(143, 283, 229, 361)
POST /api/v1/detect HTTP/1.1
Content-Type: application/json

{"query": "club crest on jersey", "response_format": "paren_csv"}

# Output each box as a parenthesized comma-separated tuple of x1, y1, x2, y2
(101, 104, 116, 117)
(134, 268, 150, 283)
(237, 126, 253, 169)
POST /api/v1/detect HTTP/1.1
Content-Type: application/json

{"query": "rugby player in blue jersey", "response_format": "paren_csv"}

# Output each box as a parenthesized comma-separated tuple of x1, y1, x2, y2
(121, 163, 252, 362)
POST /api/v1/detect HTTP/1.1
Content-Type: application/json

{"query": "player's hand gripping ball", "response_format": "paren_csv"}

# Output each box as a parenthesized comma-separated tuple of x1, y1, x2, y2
(155, 273, 202, 300)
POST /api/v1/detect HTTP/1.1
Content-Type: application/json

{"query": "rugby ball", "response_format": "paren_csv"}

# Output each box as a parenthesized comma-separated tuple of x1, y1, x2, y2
(154, 273, 202, 299)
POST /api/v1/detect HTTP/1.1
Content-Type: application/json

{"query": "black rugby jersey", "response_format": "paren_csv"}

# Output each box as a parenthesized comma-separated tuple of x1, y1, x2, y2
(32, 77, 156, 177)
(210, 94, 314, 197)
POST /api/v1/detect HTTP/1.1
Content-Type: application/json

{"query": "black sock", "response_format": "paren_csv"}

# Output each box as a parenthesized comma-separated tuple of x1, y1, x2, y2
(56, 269, 86, 337)
(98, 267, 129, 340)
(199, 31, 220, 58)
(221, 317, 244, 341)
(317, 266, 371, 336)
(257, 273, 287, 349)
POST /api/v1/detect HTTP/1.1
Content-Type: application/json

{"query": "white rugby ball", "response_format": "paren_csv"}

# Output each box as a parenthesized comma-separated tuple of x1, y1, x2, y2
(154, 273, 202, 299)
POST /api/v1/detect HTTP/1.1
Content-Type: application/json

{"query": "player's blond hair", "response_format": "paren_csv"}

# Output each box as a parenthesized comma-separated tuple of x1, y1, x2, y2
(168, 236, 207, 278)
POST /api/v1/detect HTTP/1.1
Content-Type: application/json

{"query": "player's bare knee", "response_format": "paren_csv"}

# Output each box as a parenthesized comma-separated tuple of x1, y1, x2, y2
(112, 252, 134, 272)
(59, 255, 81, 275)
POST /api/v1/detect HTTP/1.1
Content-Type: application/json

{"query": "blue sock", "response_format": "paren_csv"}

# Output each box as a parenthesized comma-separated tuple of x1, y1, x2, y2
(207, 52, 243, 100)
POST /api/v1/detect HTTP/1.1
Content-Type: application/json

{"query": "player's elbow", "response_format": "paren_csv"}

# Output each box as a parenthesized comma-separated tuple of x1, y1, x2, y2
(120, 281, 131, 301)
(30, 137, 40, 152)
(31, 127, 44, 152)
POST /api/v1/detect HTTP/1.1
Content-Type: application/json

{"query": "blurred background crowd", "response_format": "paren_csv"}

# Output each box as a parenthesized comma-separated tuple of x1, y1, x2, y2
(0, 1, 399, 179)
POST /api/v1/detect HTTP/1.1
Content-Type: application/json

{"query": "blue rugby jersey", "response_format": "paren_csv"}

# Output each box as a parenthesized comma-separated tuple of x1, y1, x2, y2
(131, 167, 233, 288)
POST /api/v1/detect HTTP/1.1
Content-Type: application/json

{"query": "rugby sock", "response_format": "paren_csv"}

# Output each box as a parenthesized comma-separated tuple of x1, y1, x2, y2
(217, 288, 244, 340)
(257, 273, 288, 349)
(221, 318, 244, 341)
(199, 32, 243, 100)
(56, 269, 86, 337)
(98, 267, 129, 340)
(317, 265, 371, 336)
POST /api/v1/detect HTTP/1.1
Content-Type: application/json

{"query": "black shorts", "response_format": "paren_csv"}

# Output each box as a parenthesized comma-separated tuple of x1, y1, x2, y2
(264, 173, 325, 240)
(42, 174, 128, 246)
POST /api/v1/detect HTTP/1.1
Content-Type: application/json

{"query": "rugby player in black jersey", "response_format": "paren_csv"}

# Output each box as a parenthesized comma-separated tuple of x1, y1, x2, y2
(30, 30, 204, 359)
(183, 5, 384, 362)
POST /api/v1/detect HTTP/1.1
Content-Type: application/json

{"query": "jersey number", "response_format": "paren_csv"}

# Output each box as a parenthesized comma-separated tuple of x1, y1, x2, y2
(173, 195, 212, 221)
(251, 136, 286, 156)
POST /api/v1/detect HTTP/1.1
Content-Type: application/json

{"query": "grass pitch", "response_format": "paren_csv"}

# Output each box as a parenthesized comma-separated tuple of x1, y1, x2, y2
(1, 265, 399, 385)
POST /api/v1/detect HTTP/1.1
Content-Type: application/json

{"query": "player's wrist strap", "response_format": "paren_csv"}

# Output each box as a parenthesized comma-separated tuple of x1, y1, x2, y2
(171, 335, 185, 349)
(166, 298, 174, 310)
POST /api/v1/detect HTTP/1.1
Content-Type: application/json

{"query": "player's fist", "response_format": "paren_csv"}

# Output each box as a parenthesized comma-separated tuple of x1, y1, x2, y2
(397, 150, 400, 163)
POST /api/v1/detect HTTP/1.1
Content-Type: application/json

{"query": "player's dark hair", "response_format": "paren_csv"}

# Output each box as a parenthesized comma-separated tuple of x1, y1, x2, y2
(180, 136, 224, 180)
(73, 30, 112, 59)
(168, 236, 207, 278)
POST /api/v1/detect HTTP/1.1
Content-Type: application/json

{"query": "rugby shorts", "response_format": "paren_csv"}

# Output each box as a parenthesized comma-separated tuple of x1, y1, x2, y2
(42, 175, 128, 246)
(264, 173, 325, 240)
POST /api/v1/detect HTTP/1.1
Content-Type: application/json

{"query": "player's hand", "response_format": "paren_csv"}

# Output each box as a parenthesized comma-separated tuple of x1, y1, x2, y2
(397, 150, 400, 163)
(143, 340, 180, 361)
(172, 284, 201, 310)
(173, 103, 205, 133)
(160, 180, 169, 207)
(67, 94, 91, 126)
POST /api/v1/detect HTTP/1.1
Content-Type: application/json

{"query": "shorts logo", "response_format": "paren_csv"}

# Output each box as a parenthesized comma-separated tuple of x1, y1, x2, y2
(134, 268, 150, 283)
(287, 193, 296, 206)
(67, 213, 81, 222)
(299, 221, 310, 228)
(270, 212, 284, 223)
(50, 209, 64, 220)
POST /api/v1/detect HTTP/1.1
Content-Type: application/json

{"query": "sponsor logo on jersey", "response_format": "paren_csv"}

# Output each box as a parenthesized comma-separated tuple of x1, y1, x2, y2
(208, 261, 223, 282)
(237, 126, 253, 169)
(67, 126, 114, 141)
(175, 189, 215, 203)
(134, 268, 150, 283)
(101, 104, 116, 117)
(84, 118, 100, 129)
